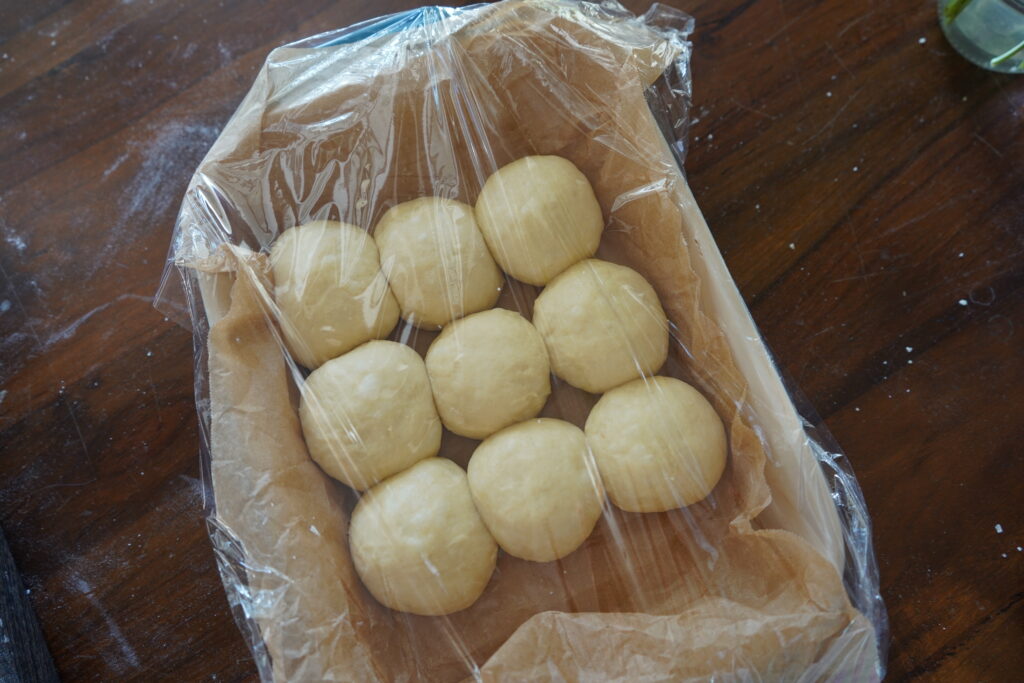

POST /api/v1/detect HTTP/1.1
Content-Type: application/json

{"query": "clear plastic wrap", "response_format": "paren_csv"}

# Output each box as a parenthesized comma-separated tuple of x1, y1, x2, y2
(155, 1, 888, 680)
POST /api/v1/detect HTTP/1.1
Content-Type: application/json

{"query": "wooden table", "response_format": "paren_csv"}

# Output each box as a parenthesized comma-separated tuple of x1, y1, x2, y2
(0, 0, 1020, 680)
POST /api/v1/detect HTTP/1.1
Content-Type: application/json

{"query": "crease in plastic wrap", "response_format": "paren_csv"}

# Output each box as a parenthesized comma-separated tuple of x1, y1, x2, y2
(155, 1, 888, 680)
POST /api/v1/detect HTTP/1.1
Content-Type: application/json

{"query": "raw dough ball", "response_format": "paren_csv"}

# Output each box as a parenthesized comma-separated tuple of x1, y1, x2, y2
(299, 341, 441, 490)
(425, 309, 550, 439)
(468, 418, 605, 562)
(533, 259, 669, 393)
(475, 156, 603, 286)
(349, 458, 498, 615)
(271, 221, 400, 368)
(375, 197, 503, 329)
(585, 376, 727, 513)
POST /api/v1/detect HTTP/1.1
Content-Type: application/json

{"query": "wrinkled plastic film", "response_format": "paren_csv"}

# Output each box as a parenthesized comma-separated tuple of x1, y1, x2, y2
(156, 1, 887, 680)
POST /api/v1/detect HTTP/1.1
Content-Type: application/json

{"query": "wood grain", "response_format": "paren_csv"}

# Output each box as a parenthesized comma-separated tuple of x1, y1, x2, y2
(0, 0, 1021, 680)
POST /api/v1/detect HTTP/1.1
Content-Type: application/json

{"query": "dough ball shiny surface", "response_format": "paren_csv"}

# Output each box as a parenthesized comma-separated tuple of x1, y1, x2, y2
(270, 221, 400, 369)
(349, 458, 498, 615)
(585, 376, 727, 513)
(474, 156, 603, 286)
(375, 197, 503, 329)
(425, 309, 550, 439)
(533, 259, 669, 394)
(299, 341, 441, 490)
(468, 418, 605, 562)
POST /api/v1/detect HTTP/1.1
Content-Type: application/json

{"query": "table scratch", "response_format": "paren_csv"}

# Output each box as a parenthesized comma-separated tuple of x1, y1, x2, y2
(880, 193, 972, 238)
(729, 97, 778, 121)
(774, 0, 806, 89)
(806, 86, 864, 143)
(824, 41, 855, 78)
(837, 10, 875, 39)
(972, 132, 1004, 158)
(65, 400, 91, 460)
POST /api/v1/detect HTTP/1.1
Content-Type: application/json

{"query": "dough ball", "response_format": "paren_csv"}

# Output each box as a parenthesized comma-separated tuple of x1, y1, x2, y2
(533, 259, 669, 393)
(299, 341, 441, 490)
(468, 418, 605, 562)
(475, 156, 603, 286)
(375, 197, 503, 329)
(350, 458, 498, 615)
(425, 309, 550, 439)
(271, 221, 400, 368)
(585, 376, 727, 512)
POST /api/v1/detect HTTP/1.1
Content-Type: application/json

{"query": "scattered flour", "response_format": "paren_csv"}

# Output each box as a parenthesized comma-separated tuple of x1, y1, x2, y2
(3, 225, 26, 253)
(73, 577, 140, 672)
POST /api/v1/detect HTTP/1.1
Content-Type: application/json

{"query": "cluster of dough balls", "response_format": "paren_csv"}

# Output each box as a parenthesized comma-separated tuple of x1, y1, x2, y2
(269, 155, 727, 616)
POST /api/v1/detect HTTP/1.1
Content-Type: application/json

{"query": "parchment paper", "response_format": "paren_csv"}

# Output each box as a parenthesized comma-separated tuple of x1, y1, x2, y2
(178, 1, 883, 680)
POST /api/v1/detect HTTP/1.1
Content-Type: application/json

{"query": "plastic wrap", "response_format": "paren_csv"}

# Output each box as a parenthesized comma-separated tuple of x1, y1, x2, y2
(155, 1, 888, 680)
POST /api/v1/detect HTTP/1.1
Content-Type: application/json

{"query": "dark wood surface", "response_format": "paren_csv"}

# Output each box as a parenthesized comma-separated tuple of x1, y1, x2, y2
(0, 0, 1020, 680)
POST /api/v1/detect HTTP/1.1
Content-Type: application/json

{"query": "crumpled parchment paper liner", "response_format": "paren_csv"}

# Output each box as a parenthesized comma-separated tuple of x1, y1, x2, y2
(192, 1, 881, 680)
